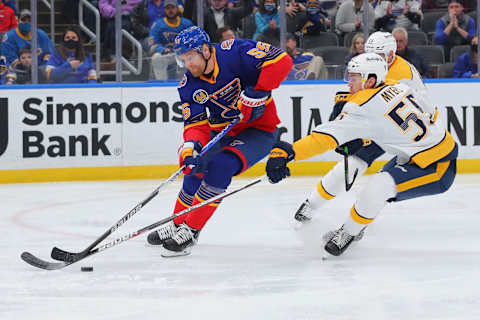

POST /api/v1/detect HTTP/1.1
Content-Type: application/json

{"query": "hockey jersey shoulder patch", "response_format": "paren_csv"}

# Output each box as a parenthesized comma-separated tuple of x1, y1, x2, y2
(349, 85, 386, 106)
(388, 56, 413, 81)
(220, 39, 235, 50)
(178, 74, 187, 88)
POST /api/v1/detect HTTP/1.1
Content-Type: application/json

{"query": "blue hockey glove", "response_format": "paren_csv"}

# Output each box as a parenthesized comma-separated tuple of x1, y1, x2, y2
(266, 141, 295, 184)
(178, 140, 203, 175)
(237, 86, 270, 123)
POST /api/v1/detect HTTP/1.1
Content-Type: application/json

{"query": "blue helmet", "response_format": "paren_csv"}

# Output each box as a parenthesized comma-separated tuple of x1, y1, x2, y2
(174, 26, 211, 56)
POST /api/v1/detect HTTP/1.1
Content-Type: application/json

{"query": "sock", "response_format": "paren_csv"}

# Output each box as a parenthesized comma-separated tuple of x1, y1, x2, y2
(185, 181, 225, 230)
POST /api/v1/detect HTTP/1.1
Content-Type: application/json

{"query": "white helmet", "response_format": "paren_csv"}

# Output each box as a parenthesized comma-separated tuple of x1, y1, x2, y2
(364, 31, 397, 66)
(346, 52, 388, 88)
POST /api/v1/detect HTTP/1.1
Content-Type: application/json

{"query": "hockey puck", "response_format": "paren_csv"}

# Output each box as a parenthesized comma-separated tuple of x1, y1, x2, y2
(81, 266, 94, 272)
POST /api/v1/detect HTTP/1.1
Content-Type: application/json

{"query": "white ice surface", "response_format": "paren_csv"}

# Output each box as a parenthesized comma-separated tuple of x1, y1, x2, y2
(1, 175, 480, 320)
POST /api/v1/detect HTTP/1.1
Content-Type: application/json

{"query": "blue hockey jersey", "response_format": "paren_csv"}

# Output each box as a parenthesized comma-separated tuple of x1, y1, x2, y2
(46, 50, 98, 84)
(2, 27, 55, 66)
(147, 16, 194, 55)
(178, 38, 292, 146)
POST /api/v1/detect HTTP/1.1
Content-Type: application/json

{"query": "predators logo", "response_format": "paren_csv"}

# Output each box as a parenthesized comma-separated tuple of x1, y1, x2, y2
(193, 89, 209, 104)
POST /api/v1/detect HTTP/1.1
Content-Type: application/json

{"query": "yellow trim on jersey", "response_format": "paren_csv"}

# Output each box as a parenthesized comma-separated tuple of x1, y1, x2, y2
(184, 119, 208, 131)
(261, 52, 287, 68)
(350, 206, 374, 225)
(209, 121, 231, 129)
(293, 132, 338, 161)
(200, 48, 219, 84)
(397, 160, 451, 193)
(334, 91, 351, 103)
(388, 56, 413, 80)
(317, 181, 335, 200)
(348, 79, 397, 106)
(164, 16, 181, 28)
(16, 28, 31, 40)
(411, 131, 455, 168)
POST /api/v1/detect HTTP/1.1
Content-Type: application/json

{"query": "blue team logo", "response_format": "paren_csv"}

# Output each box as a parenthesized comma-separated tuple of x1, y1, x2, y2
(193, 89, 209, 104)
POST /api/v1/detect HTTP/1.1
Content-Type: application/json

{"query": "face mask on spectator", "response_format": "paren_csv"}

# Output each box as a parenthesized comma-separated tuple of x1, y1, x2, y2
(264, 3, 276, 12)
(64, 39, 79, 50)
(18, 23, 31, 35)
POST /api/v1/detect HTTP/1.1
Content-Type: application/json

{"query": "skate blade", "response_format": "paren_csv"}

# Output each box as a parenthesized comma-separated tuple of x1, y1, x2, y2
(161, 247, 192, 258)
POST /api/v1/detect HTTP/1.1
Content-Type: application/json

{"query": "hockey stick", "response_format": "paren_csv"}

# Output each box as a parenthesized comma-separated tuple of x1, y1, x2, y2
(48, 116, 242, 263)
(343, 147, 358, 192)
(21, 176, 266, 270)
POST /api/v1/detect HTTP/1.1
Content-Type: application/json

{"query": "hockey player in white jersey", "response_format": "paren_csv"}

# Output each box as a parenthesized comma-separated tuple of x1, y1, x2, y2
(265, 53, 457, 256)
(293, 31, 437, 224)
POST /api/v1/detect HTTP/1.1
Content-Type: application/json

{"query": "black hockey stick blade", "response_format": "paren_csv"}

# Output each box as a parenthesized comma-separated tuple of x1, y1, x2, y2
(21, 252, 70, 270)
(51, 246, 82, 262)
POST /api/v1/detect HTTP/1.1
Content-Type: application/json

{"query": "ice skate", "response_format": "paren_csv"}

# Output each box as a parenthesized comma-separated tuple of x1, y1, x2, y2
(161, 223, 200, 257)
(324, 225, 365, 256)
(147, 221, 178, 245)
(294, 199, 314, 223)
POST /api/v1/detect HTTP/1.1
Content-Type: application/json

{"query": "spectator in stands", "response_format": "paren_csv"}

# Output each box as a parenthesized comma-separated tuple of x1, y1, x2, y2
(216, 26, 236, 41)
(148, 0, 193, 80)
(344, 32, 364, 66)
(374, 0, 423, 32)
(435, 0, 476, 60)
(423, 0, 476, 11)
(2, 9, 55, 80)
(0, 0, 17, 55)
(453, 35, 478, 77)
(46, 26, 98, 84)
(295, 0, 329, 36)
(99, 0, 143, 61)
(285, 33, 328, 80)
(393, 26, 429, 76)
(184, 0, 253, 42)
(254, 0, 280, 42)
(335, 0, 375, 37)
(5, 47, 31, 84)
(3, 0, 16, 14)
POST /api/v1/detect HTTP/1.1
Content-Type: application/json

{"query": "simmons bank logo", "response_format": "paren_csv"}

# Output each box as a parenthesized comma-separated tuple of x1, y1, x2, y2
(0, 98, 7, 156)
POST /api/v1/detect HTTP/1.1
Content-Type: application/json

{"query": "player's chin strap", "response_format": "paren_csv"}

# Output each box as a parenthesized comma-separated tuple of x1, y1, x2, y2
(201, 47, 212, 75)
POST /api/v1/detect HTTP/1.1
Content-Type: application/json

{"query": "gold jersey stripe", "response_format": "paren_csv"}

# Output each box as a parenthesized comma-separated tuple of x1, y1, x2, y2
(411, 131, 455, 169)
(292, 132, 338, 161)
(397, 160, 451, 193)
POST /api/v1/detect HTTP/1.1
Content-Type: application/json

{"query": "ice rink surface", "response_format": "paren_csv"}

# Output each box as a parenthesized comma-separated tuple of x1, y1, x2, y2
(1, 174, 480, 320)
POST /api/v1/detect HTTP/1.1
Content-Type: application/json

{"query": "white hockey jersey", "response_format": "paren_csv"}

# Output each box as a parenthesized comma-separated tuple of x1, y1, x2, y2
(293, 80, 456, 169)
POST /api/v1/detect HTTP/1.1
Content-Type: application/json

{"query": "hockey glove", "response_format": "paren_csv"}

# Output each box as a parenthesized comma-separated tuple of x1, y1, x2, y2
(334, 139, 371, 157)
(237, 86, 270, 123)
(178, 140, 203, 175)
(266, 141, 295, 184)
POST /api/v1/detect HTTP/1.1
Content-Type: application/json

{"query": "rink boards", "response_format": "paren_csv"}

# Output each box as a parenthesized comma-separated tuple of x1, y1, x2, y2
(0, 80, 479, 183)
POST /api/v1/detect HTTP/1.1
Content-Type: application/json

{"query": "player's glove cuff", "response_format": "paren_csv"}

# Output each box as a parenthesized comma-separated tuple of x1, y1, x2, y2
(238, 86, 270, 122)
(266, 141, 295, 184)
(178, 140, 203, 174)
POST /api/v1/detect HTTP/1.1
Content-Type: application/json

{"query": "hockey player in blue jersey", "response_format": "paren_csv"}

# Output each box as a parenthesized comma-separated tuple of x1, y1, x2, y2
(147, 26, 292, 256)
(46, 26, 98, 84)
(1, 9, 54, 67)
(148, 0, 193, 80)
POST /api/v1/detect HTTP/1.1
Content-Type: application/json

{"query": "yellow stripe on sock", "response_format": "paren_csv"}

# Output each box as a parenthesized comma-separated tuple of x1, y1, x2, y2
(350, 206, 374, 225)
(317, 181, 335, 200)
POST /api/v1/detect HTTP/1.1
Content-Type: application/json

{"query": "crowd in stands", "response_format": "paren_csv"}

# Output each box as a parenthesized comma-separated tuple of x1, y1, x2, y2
(0, 0, 478, 84)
